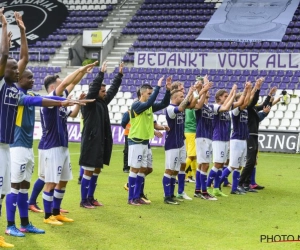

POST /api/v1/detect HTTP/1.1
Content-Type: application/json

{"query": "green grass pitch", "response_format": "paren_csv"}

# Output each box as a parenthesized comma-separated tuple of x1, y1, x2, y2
(2, 141, 300, 250)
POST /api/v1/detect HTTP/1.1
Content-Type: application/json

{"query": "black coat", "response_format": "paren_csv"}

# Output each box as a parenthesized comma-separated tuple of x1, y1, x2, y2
(79, 71, 123, 168)
(247, 89, 271, 135)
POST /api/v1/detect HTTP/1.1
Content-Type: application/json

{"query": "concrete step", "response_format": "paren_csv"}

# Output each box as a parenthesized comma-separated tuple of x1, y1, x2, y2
(118, 9, 134, 12)
(117, 42, 132, 46)
(51, 61, 68, 66)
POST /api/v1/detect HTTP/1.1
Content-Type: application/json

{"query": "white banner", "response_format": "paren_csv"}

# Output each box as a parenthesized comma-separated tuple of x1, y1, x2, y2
(82, 30, 111, 47)
(196, 0, 300, 42)
(134, 51, 300, 70)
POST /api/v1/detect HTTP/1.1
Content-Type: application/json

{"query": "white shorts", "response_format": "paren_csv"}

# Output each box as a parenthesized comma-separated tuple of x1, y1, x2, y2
(229, 140, 247, 168)
(147, 148, 153, 168)
(10, 147, 34, 183)
(212, 141, 229, 164)
(0, 143, 11, 195)
(128, 144, 148, 169)
(39, 147, 73, 183)
(165, 146, 186, 171)
(196, 138, 212, 164)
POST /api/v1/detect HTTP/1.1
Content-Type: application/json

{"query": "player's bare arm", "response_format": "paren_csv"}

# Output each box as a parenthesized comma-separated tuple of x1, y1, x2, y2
(66, 61, 99, 94)
(0, 8, 9, 77)
(178, 86, 194, 112)
(15, 11, 28, 76)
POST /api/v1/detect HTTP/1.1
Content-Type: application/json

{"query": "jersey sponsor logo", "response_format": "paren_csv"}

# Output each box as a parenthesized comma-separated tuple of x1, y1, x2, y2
(176, 113, 184, 124)
(4, 87, 19, 106)
(202, 107, 214, 119)
(20, 164, 26, 173)
(220, 111, 231, 121)
(59, 107, 70, 119)
(0, 0, 68, 48)
(240, 110, 248, 123)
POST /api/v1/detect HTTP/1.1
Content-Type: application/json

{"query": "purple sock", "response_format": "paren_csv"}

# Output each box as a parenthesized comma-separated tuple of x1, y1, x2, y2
(133, 173, 144, 200)
(6, 190, 18, 223)
(128, 172, 137, 201)
(53, 189, 65, 210)
(232, 170, 240, 192)
(219, 167, 232, 186)
(195, 169, 201, 191)
(251, 167, 256, 185)
(170, 176, 176, 197)
(214, 170, 222, 188)
(207, 167, 218, 187)
(29, 178, 45, 205)
(200, 172, 208, 192)
(88, 174, 99, 198)
(222, 166, 230, 185)
(81, 175, 91, 202)
(18, 190, 29, 219)
(42, 190, 54, 214)
(79, 166, 84, 178)
(177, 171, 185, 194)
(162, 174, 171, 197)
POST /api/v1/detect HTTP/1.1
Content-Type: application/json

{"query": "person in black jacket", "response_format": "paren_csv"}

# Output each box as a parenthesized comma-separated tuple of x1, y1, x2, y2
(79, 61, 124, 208)
(238, 78, 276, 191)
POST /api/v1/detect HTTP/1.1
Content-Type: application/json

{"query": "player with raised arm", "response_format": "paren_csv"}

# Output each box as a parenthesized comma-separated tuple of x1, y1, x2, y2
(163, 85, 199, 205)
(206, 83, 246, 197)
(192, 78, 217, 200)
(36, 62, 96, 225)
(127, 76, 171, 205)
(0, 8, 84, 246)
(219, 82, 252, 194)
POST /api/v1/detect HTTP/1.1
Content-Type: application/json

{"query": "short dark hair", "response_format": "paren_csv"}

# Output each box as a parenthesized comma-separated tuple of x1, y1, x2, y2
(139, 84, 153, 94)
(44, 75, 60, 91)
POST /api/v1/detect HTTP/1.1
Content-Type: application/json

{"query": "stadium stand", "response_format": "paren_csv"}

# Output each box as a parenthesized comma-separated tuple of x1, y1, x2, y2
(24, 0, 299, 130)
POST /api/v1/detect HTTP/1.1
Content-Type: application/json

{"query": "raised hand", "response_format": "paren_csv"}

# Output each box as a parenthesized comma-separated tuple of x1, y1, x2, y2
(269, 86, 277, 96)
(83, 61, 98, 74)
(14, 12, 25, 31)
(245, 81, 252, 89)
(203, 81, 213, 91)
(154, 130, 163, 138)
(101, 61, 107, 73)
(263, 105, 271, 114)
(255, 77, 264, 89)
(203, 74, 209, 85)
(78, 92, 87, 100)
(119, 61, 124, 74)
(157, 76, 164, 87)
(165, 76, 172, 90)
(0, 7, 7, 25)
(232, 84, 237, 91)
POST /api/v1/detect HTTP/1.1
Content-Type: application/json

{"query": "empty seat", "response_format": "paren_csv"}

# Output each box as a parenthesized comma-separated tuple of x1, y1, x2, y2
(260, 118, 270, 127)
(118, 98, 126, 106)
(280, 118, 290, 127)
(114, 112, 122, 121)
(111, 105, 120, 113)
(274, 110, 283, 119)
(284, 110, 294, 119)
(269, 118, 279, 127)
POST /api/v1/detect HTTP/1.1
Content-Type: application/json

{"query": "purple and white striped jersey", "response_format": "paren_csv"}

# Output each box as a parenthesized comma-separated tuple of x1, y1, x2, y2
(212, 104, 232, 142)
(165, 104, 185, 150)
(38, 90, 71, 149)
(231, 107, 249, 140)
(0, 78, 20, 144)
(195, 104, 214, 139)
